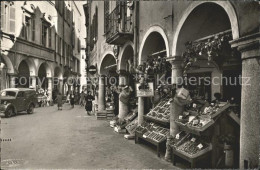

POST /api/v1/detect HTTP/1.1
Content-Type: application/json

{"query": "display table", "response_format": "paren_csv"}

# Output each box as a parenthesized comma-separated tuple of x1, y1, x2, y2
(175, 119, 214, 136)
(172, 145, 212, 168)
(135, 131, 166, 157)
(144, 115, 170, 128)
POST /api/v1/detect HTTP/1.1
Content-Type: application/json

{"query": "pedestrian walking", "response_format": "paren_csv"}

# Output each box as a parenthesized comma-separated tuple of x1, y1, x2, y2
(56, 93, 63, 110)
(85, 91, 94, 115)
(79, 91, 85, 106)
(70, 91, 75, 108)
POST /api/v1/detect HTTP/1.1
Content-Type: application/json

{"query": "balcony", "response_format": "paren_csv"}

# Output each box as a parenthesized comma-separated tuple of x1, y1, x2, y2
(105, 4, 133, 45)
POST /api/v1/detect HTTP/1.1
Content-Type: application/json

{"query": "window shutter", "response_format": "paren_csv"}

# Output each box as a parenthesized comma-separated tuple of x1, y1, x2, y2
(104, 1, 109, 33)
(95, 7, 98, 39)
(1, 2, 5, 30)
(49, 28, 52, 48)
(9, 6, 16, 33)
(32, 17, 35, 41)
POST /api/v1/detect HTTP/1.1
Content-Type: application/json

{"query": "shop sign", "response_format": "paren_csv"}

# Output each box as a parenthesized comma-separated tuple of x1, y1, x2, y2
(136, 82, 154, 97)
(88, 65, 97, 75)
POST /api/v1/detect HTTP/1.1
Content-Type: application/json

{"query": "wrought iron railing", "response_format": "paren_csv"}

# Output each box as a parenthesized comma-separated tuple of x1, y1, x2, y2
(106, 4, 133, 42)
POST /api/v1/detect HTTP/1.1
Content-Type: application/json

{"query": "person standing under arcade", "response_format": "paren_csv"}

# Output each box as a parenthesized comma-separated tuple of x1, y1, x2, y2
(85, 91, 94, 115)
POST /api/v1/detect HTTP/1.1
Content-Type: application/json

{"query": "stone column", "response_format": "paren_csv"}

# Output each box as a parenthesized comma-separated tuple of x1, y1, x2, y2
(170, 60, 183, 136)
(59, 79, 63, 94)
(118, 70, 129, 122)
(231, 33, 260, 169)
(138, 97, 144, 125)
(98, 75, 105, 111)
(119, 70, 128, 86)
(30, 76, 37, 89)
(47, 78, 53, 100)
(137, 75, 145, 125)
(9, 75, 16, 88)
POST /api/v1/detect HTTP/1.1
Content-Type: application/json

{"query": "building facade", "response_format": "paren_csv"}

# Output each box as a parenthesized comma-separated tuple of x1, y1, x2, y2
(84, 1, 260, 169)
(0, 1, 85, 99)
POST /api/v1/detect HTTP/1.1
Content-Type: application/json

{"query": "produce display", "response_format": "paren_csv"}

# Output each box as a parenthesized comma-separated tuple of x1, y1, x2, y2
(125, 117, 138, 135)
(124, 111, 137, 122)
(135, 121, 170, 143)
(146, 98, 171, 122)
(187, 116, 212, 128)
(175, 134, 210, 156)
(170, 131, 189, 148)
(175, 111, 195, 126)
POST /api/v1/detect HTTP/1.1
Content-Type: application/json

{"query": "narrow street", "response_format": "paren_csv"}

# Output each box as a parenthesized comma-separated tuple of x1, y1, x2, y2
(1, 104, 175, 169)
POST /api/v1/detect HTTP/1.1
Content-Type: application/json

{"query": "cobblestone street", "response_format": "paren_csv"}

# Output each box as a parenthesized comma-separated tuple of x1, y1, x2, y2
(1, 104, 175, 169)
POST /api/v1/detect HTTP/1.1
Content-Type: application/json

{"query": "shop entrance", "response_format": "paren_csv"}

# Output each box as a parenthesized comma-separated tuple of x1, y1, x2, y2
(99, 53, 118, 112)
(54, 67, 63, 93)
(222, 70, 241, 104)
(38, 63, 48, 90)
(139, 31, 171, 114)
(17, 60, 30, 88)
(0, 62, 9, 90)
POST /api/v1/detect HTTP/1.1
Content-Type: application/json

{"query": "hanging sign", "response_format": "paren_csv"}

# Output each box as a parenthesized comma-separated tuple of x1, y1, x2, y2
(88, 65, 97, 75)
(136, 82, 154, 97)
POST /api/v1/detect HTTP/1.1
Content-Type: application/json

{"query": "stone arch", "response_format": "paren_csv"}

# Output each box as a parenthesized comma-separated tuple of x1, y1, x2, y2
(172, 1, 239, 56)
(1, 55, 15, 74)
(17, 58, 37, 76)
(117, 41, 134, 71)
(98, 51, 117, 75)
(138, 25, 170, 65)
(37, 61, 53, 78)
(54, 66, 63, 80)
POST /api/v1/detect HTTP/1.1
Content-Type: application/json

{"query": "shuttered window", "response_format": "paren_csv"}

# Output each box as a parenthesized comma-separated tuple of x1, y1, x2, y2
(104, 1, 109, 33)
(1, 2, 6, 31)
(31, 17, 35, 41)
(9, 5, 15, 33)
(48, 28, 52, 48)
(42, 24, 48, 46)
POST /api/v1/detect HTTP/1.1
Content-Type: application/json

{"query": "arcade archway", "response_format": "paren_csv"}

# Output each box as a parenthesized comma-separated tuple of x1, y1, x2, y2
(17, 60, 30, 88)
(38, 62, 52, 90)
(54, 66, 63, 94)
(172, 2, 241, 168)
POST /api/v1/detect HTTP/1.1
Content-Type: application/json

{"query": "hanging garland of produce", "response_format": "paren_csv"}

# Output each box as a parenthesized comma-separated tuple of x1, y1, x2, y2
(182, 31, 233, 76)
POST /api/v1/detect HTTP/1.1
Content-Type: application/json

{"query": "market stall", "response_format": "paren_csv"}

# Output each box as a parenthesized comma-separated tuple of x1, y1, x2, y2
(166, 30, 241, 168)
(134, 50, 172, 156)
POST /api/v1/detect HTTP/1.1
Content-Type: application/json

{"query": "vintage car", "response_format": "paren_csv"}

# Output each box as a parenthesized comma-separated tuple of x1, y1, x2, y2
(0, 88, 37, 117)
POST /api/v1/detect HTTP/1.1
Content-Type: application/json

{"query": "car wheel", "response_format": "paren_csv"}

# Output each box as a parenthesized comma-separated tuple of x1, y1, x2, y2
(27, 104, 34, 114)
(5, 108, 13, 118)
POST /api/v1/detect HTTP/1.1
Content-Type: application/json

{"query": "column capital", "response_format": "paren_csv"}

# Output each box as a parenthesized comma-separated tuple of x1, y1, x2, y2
(230, 32, 260, 60)
(166, 56, 183, 67)
(7, 73, 18, 77)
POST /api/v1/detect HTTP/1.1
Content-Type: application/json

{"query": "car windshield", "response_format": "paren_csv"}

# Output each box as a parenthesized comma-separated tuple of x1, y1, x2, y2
(1, 91, 17, 97)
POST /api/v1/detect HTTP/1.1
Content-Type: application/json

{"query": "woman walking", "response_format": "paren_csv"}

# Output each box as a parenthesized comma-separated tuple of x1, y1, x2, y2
(79, 91, 85, 106)
(70, 91, 75, 108)
(56, 93, 63, 110)
(85, 91, 94, 115)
